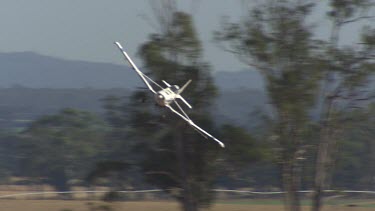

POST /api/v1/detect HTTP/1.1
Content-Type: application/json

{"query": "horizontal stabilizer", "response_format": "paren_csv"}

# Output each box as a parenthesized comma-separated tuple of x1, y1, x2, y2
(177, 95, 192, 109)
(162, 80, 172, 87)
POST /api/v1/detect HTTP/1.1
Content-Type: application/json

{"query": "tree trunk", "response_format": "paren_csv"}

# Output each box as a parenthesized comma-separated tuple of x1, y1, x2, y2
(369, 139, 375, 188)
(283, 160, 301, 211)
(312, 139, 328, 211)
(175, 125, 198, 211)
(312, 125, 340, 211)
(312, 95, 335, 211)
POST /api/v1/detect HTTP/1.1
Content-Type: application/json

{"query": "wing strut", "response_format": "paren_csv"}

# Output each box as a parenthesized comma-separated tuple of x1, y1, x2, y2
(114, 42, 157, 94)
(166, 105, 225, 148)
(173, 101, 207, 138)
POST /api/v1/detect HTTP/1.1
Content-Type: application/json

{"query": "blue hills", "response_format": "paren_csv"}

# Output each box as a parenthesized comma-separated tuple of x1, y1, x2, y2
(0, 51, 264, 90)
(0, 52, 267, 129)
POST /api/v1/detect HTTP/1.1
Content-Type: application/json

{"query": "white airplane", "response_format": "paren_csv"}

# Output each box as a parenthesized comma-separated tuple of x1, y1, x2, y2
(114, 42, 225, 148)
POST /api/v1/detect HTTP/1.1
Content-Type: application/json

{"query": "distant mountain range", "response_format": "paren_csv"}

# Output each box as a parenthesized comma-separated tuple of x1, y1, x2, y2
(1, 52, 372, 131)
(0, 52, 264, 91)
(0, 52, 142, 89)
(0, 52, 268, 129)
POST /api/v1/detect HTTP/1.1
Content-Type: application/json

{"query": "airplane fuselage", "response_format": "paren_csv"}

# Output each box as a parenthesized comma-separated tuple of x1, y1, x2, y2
(155, 87, 178, 107)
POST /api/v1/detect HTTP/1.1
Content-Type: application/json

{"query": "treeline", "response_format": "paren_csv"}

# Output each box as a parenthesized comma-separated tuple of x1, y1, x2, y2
(0, 87, 266, 130)
(0, 103, 373, 194)
(0, 87, 130, 128)
(0, 1, 374, 211)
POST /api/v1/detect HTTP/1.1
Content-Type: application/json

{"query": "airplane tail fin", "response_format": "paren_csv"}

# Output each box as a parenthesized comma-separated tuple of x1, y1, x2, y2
(177, 79, 192, 95)
(177, 80, 192, 109)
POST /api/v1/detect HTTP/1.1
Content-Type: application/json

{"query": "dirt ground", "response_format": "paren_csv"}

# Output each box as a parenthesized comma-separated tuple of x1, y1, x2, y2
(0, 200, 374, 211)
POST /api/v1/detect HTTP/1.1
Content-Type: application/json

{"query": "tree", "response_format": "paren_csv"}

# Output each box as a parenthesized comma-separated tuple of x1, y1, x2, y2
(312, 1, 374, 210)
(111, 3, 222, 210)
(0, 130, 19, 183)
(331, 104, 375, 190)
(93, 95, 146, 195)
(216, 125, 270, 189)
(216, 1, 374, 211)
(215, 1, 322, 211)
(18, 108, 108, 193)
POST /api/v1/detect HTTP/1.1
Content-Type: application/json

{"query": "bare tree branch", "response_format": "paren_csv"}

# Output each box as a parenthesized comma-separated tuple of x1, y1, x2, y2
(341, 15, 375, 25)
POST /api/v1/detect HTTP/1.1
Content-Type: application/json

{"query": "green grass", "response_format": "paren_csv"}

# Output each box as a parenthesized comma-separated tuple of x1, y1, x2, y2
(325, 199, 375, 207)
(218, 199, 284, 205)
(1, 199, 375, 211)
(361, 204, 375, 208)
(217, 199, 375, 207)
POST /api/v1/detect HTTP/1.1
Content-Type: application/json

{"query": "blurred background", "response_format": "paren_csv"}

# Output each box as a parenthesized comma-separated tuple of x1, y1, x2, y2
(0, 1, 374, 211)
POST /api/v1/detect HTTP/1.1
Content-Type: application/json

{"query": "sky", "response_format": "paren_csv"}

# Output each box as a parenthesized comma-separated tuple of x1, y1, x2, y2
(0, 0, 249, 72)
(0, 0, 372, 72)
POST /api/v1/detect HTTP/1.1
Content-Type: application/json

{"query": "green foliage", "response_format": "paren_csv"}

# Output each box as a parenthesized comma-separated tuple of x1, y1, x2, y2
(86, 161, 130, 184)
(121, 10, 220, 210)
(215, 0, 374, 192)
(328, 0, 373, 20)
(361, 27, 375, 48)
(333, 104, 375, 189)
(220, 125, 266, 166)
(215, 1, 327, 210)
(216, 0, 321, 163)
(325, 0, 374, 91)
(0, 131, 19, 183)
(216, 125, 278, 189)
(18, 108, 108, 191)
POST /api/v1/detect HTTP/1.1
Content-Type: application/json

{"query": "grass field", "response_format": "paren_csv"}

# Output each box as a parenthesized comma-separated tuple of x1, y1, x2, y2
(0, 185, 374, 211)
(0, 200, 374, 211)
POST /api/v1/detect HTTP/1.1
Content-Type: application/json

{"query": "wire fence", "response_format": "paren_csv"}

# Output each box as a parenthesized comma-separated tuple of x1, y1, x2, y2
(0, 189, 374, 200)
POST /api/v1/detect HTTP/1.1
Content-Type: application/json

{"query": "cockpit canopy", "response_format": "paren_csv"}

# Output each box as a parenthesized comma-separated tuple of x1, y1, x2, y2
(171, 85, 180, 92)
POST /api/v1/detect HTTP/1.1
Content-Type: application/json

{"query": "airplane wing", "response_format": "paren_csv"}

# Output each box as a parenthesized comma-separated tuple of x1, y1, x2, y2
(165, 104, 225, 148)
(114, 42, 158, 94)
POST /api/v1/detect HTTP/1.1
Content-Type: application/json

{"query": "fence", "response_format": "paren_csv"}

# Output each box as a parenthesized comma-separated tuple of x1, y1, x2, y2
(0, 189, 374, 200)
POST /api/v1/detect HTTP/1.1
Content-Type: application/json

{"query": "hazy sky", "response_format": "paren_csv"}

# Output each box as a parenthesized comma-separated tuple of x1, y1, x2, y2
(0, 1, 372, 72)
